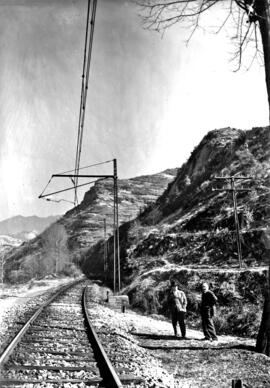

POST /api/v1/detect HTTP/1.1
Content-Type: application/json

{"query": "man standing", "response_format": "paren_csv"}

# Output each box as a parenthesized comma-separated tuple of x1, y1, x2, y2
(168, 280, 187, 338)
(201, 282, 218, 341)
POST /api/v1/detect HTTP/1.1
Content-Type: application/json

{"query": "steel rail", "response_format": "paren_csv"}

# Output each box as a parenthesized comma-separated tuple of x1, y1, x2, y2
(82, 286, 123, 388)
(0, 279, 82, 368)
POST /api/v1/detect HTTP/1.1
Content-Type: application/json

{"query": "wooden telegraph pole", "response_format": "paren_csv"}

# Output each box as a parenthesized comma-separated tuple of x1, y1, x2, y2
(213, 176, 252, 269)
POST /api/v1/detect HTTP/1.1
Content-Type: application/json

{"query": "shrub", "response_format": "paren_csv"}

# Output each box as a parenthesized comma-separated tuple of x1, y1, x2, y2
(186, 291, 200, 312)
(226, 304, 261, 337)
(213, 307, 231, 333)
(61, 263, 81, 277)
(8, 269, 29, 284)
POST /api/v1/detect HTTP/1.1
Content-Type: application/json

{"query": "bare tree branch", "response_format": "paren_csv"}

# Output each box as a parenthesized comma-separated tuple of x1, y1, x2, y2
(215, 1, 233, 34)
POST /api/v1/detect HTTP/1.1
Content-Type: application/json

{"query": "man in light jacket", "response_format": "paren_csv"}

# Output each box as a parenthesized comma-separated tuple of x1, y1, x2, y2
(168, 280, 187, 338)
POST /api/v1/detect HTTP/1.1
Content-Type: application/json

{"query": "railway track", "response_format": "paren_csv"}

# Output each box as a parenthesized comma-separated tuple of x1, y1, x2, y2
(0, 280, 143, 387)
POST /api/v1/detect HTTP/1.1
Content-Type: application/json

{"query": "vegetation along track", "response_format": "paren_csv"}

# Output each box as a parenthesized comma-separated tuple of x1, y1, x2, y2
(0, 280, 143, 387)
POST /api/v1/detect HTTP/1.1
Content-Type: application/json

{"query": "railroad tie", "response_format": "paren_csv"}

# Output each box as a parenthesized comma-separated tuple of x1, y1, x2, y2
(0, 377, 103, 386)
(6, 365, 99, 372)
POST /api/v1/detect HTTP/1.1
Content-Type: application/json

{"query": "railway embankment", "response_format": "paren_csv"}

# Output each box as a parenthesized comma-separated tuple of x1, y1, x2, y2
(86, 282, 270, 388)
(1, 279, 270, 387)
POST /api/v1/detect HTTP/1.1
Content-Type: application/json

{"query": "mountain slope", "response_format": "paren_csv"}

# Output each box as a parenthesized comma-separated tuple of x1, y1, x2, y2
(131, 127, 269, 267)
(82, 126, 270, 337)
(86, 126, 269, 275)
(141, 126, 269, 229)
(62, 168, 178, 251)
(3, 168, 177, 282)
(0, 235, 23, 258)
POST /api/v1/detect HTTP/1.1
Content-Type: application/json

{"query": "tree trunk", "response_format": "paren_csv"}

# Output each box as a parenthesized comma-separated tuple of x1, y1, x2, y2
(255, 0, 270, 355)
(256, 295, 270, 355)
(258, 0, 270, 122)
(256, 246, 270, 355)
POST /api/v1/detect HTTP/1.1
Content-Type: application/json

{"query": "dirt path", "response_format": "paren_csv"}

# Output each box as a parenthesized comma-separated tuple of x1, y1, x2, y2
(89, 282, 270, 388)
(142, 261, 268, 278)
(131, 321, 269, 388)
(103, 305, 269, 388)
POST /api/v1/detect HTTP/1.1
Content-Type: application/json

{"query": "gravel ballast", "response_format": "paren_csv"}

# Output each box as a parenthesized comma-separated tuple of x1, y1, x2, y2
(1, 280, 269, 388)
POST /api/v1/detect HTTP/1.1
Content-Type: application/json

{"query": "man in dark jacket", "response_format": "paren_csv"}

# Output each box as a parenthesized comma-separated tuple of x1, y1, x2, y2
(201, 282, 218, 341)
(168, 280, 187, 338)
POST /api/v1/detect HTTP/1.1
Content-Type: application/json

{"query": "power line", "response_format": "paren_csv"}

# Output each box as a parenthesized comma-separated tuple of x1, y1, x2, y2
(39, 178, 106, 199)
(56, 159, 113, 176)
(74, 0, 98, 205)
(38, 158, 116, 203)
(74, 0, 92, 203)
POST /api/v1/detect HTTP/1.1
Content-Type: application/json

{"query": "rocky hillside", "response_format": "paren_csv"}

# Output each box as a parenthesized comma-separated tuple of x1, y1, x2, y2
(83, 126, 270, 337)
(130, 126, 270, 267)
(62, 168, 178, 251)
(0, 215, 61, 266)
(3, 169, 177, 283)
(0, 235, 23, 259)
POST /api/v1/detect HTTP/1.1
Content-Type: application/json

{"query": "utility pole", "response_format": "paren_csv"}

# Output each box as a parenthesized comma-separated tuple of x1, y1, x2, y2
(39, 158, 121, 294)
(113, 159, 121, 293)
(103, 218, 108, 279)
(0, 253, 4, 294)
(213, 176, 252, 269)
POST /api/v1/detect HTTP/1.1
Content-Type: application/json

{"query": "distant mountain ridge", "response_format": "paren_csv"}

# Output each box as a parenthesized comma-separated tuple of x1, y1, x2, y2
(0, 215, 60, 237)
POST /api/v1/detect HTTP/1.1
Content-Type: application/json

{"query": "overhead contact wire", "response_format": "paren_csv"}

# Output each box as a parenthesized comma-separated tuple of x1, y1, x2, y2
(74, 0, 98, 205)
(40, 178, 106, 199)
(74, 0, 92, 202)
(57, 159, 113, 175)
(39, 177, 53, 198)
(75, 0, 98, 202)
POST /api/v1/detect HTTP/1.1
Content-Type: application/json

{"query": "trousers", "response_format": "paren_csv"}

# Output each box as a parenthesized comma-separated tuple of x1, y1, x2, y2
(201, 308, 217, 340)
(172, 310, 186, 337)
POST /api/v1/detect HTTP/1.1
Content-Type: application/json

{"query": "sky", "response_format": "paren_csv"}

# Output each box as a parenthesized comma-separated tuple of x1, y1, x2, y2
(0, 0, 268, 221)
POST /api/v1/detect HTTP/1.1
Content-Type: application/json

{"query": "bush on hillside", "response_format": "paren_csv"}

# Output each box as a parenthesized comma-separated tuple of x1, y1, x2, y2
(8, 269, 29, 284)
(143, 289, 161, 314)
(61, 263, 81, 277)
(128, 270, 264, 338)
(226, 304, 261, 337)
